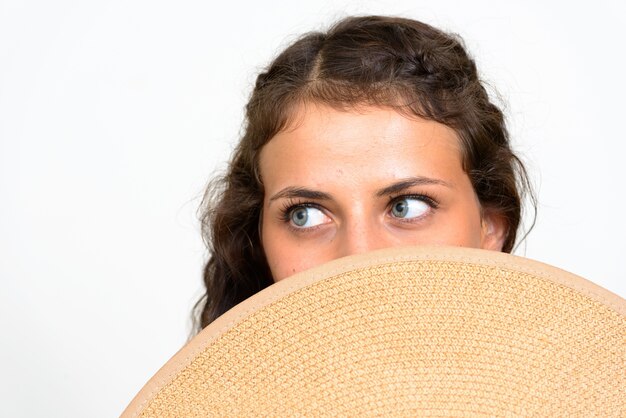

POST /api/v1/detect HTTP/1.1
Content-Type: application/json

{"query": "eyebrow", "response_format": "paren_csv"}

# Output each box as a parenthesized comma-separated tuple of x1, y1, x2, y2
(375, 176, 454, 197)
(269, 187, 332, 203)
(268, 177, 453, 204)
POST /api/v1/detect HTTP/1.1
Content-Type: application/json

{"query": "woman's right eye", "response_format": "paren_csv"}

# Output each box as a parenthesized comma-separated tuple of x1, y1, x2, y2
(288, 206, 329, 228)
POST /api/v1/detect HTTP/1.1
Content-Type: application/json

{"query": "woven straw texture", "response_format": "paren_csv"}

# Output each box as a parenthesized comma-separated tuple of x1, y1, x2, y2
(124, 247, 625, 417)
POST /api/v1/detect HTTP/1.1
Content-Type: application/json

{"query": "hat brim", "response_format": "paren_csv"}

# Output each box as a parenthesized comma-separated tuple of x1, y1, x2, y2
(122, 246, 626, 417)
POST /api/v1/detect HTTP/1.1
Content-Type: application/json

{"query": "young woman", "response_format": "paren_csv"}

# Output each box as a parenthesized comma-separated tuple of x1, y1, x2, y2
(193, 15, 535, 332)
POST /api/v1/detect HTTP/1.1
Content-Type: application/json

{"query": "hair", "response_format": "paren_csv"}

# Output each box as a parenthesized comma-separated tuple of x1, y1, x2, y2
(192, 15, 536, 333)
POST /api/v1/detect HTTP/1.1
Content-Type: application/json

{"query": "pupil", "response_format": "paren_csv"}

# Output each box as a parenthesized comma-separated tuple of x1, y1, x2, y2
(393, 200, 408, 217)
(292, 208, 308, 226)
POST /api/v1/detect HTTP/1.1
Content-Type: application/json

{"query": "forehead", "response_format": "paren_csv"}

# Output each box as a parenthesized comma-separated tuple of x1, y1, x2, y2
(258, 103, 465, 191)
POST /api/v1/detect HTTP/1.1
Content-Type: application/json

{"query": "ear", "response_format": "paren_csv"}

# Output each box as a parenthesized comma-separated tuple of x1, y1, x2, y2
(480, 209, 508, 252)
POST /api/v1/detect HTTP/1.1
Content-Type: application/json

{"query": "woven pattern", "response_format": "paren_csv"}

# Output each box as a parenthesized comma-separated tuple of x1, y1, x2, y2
(137, 260, 625, 417)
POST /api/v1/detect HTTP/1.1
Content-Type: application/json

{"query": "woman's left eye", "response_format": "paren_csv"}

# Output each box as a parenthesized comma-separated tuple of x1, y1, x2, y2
(389, 197, 431, 219)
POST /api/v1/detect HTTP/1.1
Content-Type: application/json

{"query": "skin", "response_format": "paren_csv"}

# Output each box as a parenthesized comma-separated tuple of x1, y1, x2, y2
(259, 103, 506, 282)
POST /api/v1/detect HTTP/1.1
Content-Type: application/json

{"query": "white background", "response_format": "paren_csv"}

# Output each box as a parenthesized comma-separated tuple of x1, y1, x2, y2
(1, 0, 624, 416)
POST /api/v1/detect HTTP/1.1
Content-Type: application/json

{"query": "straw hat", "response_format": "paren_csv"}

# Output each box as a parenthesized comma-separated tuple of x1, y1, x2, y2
(122, 246, 625, 417)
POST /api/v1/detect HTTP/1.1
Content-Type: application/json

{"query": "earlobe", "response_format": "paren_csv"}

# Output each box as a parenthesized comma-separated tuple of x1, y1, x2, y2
(480, 210, 508, 252)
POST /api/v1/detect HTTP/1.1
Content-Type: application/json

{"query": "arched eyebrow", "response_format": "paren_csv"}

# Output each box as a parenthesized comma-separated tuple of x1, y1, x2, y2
(375, 177, 454, 197)
(269, 187, 332, 203)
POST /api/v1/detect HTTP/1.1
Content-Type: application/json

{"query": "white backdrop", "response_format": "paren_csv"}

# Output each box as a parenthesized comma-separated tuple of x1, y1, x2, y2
(1, 1, 624, 416)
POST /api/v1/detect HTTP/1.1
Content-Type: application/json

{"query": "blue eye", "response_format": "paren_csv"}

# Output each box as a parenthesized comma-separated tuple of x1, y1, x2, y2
(290, 206, 328, 228)
(390, 197, 430, 219)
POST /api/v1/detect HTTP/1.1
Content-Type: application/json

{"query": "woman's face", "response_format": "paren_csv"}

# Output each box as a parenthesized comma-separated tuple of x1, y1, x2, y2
(259, 104, 506, 282)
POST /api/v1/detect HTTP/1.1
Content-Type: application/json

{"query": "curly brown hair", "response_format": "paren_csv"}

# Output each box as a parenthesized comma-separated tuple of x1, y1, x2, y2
(193, 15, 536, 333)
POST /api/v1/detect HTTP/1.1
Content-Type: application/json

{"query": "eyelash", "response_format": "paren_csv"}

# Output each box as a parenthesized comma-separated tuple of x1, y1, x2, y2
(278, 193, 440, 226)
(388, 193, 439, 209)
(278, 199, 321, 223)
